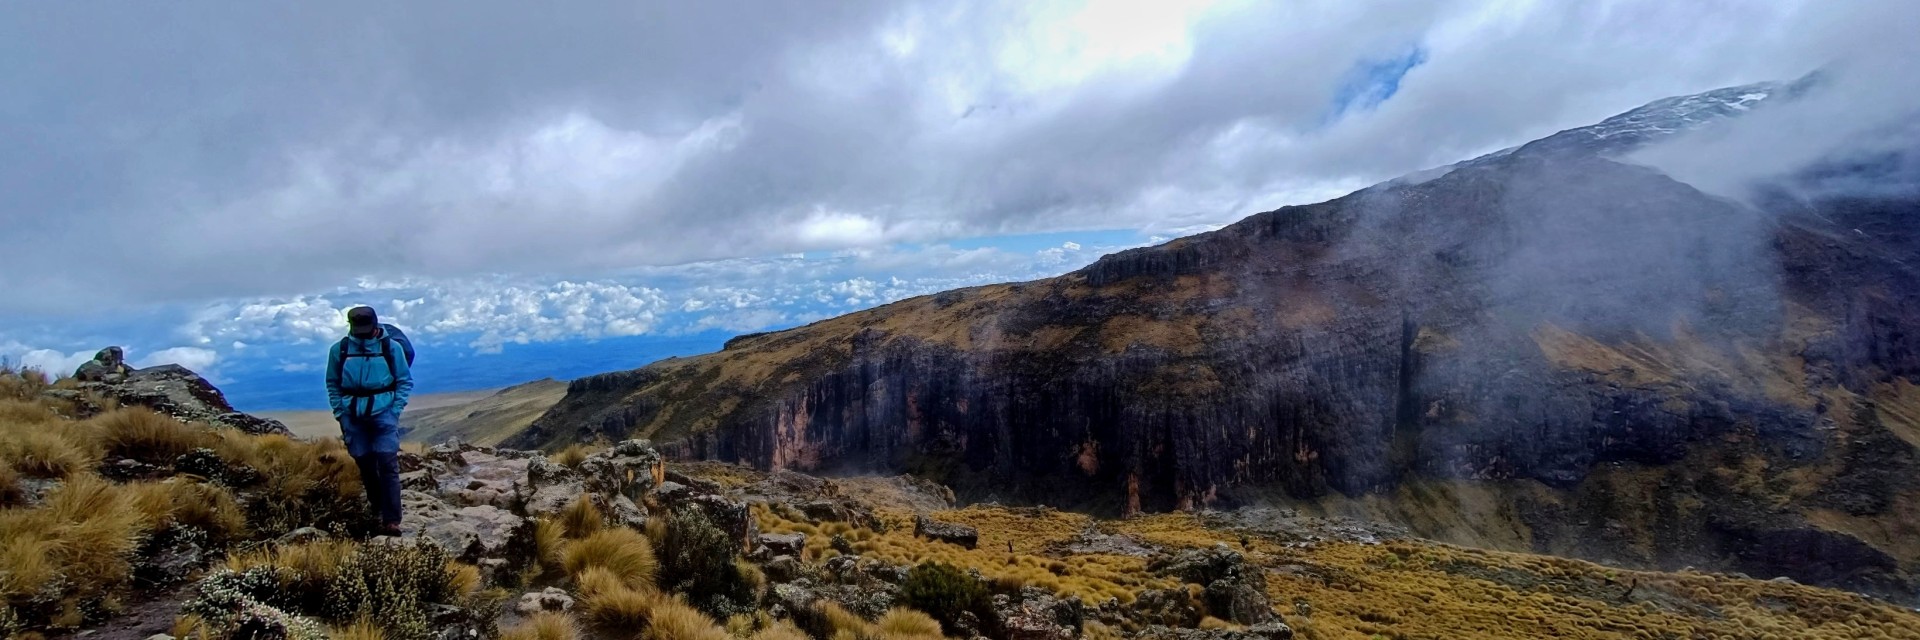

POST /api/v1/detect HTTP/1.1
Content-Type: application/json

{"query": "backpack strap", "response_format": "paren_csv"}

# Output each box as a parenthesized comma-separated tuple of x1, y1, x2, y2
(381, 335, 397, 384)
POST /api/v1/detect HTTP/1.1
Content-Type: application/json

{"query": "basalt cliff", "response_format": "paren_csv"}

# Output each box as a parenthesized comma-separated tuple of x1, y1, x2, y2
(506, 83, 1920, 597)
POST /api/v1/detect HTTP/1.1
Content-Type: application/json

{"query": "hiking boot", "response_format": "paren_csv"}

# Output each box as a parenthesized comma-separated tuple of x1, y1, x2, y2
(381, 522, 403, 537)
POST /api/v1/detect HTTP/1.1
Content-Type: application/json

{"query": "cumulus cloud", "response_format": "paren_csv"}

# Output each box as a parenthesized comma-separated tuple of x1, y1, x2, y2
(136, 347, 220, 372)
(2, 0, 1903, 317)
(144, 235, 1122, 360)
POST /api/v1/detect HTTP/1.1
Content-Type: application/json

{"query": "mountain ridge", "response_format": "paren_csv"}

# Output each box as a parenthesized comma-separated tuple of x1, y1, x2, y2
(503, 82, 1920, 597)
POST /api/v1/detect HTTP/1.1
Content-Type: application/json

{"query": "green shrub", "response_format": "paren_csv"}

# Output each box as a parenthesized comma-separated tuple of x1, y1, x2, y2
(900, 562, 990, 636)
(655, 506, 754, 618)
(323, 540, 458, 640)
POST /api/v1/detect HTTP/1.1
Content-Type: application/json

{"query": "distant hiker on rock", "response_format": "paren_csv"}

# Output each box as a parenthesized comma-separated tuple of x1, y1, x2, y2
(325, 306, 416, 536)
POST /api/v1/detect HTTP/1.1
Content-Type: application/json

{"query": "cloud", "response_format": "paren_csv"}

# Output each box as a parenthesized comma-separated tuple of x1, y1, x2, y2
(3, 1, 1905, 317)
(1, 343, 94, 377)
(1630, 4, 1920, 199)
(136, 347, 220, 372)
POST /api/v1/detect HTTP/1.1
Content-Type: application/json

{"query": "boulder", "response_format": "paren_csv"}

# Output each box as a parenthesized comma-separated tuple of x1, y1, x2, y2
(399, 470, 439, 493)
(522, 456, 581, 517)
(993, 587, 1083, 640)
(577, 440, 664, 503)
(761, 532, 808, 557)
(1130, 588, 1201, 627)
(914, 515, 979, 549)
(80, 363, 290, 435)
(400, 490, 535, 575)
(276, 527, 330, 545)
(73, 346, 134, 383)
(1149, 545, 1277, 626)
(434, 450, 529, 509)
(764, 555, 807, 583)
(515, 587, 576, 615)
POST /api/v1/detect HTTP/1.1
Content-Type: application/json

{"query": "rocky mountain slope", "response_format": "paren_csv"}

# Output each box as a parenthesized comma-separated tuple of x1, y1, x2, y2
(13, 363, 1920, 639)
(505, 84, 1920, 599)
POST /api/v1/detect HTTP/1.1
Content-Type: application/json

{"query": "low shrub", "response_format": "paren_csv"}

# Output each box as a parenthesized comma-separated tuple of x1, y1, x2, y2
(900, 562, 990, 636)
(655, 506, 754, 618)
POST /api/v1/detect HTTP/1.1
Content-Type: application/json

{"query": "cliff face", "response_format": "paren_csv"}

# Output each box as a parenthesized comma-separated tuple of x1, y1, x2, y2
(506, 132, 1920, 594)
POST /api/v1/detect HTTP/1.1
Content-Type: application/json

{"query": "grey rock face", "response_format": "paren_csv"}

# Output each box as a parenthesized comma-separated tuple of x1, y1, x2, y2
(400, 490, 535, 575)
(433, 450, 529, 509)
(914, 515, 979, 549)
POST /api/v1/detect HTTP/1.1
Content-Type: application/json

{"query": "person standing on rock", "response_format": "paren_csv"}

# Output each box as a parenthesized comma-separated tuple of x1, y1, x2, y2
(326, 306, 415, 536)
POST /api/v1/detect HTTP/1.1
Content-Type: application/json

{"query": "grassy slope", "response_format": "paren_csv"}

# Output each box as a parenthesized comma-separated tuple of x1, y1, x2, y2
(264, 379, 567, 446)
(681, 462, 1920, 640)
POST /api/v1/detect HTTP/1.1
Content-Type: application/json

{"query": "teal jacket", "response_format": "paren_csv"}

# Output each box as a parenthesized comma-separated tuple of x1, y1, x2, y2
(325, 330, 413, 420)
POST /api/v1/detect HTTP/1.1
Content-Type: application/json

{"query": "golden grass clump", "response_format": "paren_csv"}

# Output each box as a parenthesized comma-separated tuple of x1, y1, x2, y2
(225, 538, 358, 596)
(0, 426, 101, 479)
(558, 495, 605, 539)
(747, 620, 811, 640)
(0, 464, 23, 508)
(500, 611, 581, 640)
(534, 518, 566, 573)
(0, 398, 59, 426)
(643, 594, 729, 640)
(554, 443, 599, 469)
(578, 581, 655, 632)
(874, 608, 943, 639)
(563, 527, 657, 591)
(0, 474, 149, 628)
(89, 408, 214, 461)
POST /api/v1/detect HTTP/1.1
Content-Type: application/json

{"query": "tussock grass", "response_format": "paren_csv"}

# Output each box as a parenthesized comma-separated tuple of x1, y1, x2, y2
(874, 608, 943, 639)
(642, 594, 729, 640)
(0, 426, 101, 479)
(553, 443, 599, 470)
(558, 495, 604, 539)
(578, 581, 654, 632)
(91, 407, 215, 461)
(0, 399, 59, 425)
(747, 620, 810, 640)
(534, 517, 566, 574)
(500, 611, 580, 640)
(0, 474, 152, 628)
(562, 527, 657, 591)
(0, 464, 22, 508)
(329, 617, 389, 640)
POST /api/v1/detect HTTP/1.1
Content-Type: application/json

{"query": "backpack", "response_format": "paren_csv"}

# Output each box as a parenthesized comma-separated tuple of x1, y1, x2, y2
(334, 324, 416, 417)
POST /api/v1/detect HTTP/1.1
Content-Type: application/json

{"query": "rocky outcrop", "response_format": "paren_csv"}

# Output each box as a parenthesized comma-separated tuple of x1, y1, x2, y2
(73, 346, 133, 383)
(913, 515, 979, 549)
(79, 362, 290, 435)
(1150, 545, 1277, 626)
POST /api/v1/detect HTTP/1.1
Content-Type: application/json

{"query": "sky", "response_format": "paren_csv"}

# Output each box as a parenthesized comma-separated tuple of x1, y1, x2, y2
(1, 0, 1913, 410)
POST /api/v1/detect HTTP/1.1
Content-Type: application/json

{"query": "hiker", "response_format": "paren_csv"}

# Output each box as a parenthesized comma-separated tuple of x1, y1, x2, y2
(325, 306, 416, 536)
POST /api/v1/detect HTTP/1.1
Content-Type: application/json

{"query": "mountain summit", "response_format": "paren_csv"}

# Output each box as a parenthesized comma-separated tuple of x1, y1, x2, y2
(506, 82, 1920, 597)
